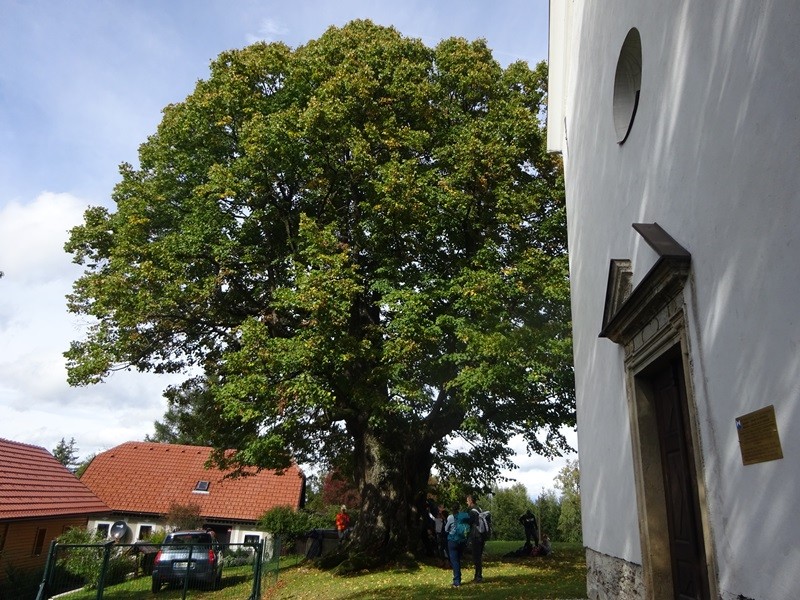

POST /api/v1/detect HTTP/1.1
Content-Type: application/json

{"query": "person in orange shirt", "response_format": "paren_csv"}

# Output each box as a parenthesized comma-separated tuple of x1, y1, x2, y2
(335, 505, 351, 544)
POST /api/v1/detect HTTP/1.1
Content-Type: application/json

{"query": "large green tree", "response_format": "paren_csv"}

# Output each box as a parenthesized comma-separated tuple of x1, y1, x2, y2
(65, 20, 573, 562)
(484, 483, 533, 540)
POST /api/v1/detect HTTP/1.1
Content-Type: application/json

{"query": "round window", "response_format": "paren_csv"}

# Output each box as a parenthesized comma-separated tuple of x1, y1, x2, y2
(613, 28, 642, 144)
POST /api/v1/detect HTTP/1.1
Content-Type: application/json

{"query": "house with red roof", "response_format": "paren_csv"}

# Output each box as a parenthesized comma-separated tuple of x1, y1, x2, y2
(0, 438, 109, 583)
(79, 442, 305, 545)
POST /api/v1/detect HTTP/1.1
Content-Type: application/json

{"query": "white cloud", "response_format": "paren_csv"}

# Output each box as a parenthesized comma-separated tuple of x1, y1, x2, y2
(246, 18, 290, 44)
(0, 192, 87, 284)
(0, 192, 180, 459)
(498, 430, 578, 498)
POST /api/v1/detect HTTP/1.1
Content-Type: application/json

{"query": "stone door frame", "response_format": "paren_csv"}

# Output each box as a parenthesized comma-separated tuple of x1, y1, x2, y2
(600, 223, 717, 600)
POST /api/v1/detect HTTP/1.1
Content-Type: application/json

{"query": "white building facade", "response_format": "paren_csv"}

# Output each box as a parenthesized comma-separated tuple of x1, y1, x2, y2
(548, 3, 800, 599)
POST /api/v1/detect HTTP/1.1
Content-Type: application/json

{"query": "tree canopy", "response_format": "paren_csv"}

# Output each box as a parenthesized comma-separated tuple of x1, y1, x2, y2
(52, 437, 79, 472)
(65, 20, 573, 561)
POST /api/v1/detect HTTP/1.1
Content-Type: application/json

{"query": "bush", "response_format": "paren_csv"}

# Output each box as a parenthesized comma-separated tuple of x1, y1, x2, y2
(55, 528, 133, 590)
(165, 502, 203, 530)
(1, 563, 43, 600)
(223, 547, 255, 567)
(258, 507, 329, 545)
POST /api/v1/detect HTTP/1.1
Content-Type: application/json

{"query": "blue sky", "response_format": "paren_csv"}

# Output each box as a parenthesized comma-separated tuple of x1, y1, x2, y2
(0, 0, 571, 496)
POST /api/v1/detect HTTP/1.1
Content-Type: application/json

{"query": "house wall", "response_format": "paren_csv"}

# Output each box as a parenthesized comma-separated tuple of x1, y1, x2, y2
(0, 517, 89, 582)
(87, 516, 268, 547)
(553, 2, 800, 599)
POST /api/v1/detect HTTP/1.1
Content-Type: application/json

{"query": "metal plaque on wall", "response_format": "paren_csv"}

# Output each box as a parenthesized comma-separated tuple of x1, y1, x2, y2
(736, 405, 783, 466)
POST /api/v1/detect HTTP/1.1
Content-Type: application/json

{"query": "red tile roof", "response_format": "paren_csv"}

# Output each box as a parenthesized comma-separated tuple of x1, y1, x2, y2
(80, 442, 304, 522)
(0, 438, 109, 520)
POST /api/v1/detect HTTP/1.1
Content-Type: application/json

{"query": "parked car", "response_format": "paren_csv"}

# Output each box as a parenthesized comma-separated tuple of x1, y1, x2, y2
(151, 530, 223, 592)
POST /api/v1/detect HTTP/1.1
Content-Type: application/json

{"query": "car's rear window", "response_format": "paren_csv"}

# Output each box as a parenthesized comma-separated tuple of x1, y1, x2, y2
(167, 533, 212, 544)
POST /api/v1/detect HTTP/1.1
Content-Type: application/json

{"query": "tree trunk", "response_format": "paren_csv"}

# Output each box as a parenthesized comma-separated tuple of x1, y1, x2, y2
(347, 430, 434, 563)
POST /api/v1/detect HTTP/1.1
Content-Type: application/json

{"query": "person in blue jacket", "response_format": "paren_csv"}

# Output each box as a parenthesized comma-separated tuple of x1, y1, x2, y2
(445, 504, 469, 587)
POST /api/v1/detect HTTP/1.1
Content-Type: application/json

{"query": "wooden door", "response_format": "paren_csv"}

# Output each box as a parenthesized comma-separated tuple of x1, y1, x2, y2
(650, 357, 710, 600)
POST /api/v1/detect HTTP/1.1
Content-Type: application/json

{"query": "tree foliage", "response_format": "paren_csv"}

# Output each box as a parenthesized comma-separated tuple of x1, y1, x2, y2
(484, 483, 532, 540)
(258, 506, 328, 545)
(56, 528, 130, 590)
(145, 377, 221, 446)
(554, 459, 582, 543)
(64, 20, 573, 561)
(75, 453, 95, 478)
(319, 469, 361, 510)
(165, 502, 203, 531)
(52, 437, 79, 472)
(535, 488, 562, 541)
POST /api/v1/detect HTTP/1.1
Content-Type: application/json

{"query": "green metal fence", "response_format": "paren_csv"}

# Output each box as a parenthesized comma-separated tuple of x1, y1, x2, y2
(27, 540, 266, 600)
(261, 536, 306, 589)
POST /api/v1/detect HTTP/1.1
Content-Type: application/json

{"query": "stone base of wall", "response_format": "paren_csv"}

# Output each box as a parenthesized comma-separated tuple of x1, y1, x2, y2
(586, 547, 644, 600)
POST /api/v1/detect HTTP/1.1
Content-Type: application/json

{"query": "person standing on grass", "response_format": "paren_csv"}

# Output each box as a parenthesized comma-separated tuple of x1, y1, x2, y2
(446, 504, 469, 587)
(467, 494, 485, 583)
(519, 508, 539, 547)
(335, 505, 351, 545)
(437, 508, 450, 565)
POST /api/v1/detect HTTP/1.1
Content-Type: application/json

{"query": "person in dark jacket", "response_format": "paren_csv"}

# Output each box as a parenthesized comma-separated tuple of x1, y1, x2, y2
(519, 509, 539, 546)
(466, 494, 485, 583)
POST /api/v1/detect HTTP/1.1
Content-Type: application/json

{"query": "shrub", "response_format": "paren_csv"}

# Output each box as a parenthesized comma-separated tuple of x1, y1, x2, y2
(55, 528, 133, 590)
(1, 563, 43, 599)
(165, 502, 203, 530)
(258, 507, 329, 545)
(223, 547, 255, 567)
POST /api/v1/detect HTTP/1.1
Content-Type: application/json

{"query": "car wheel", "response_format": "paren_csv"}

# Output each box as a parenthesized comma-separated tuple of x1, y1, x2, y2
(151, 577, 160, 593)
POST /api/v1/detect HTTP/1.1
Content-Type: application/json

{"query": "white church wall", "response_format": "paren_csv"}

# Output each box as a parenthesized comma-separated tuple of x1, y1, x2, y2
(556, 2, 800, 598)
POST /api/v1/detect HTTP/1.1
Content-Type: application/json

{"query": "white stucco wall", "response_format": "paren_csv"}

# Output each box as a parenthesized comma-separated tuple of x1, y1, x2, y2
(86, 516, 267, 547)
(556, 2, 800, 598)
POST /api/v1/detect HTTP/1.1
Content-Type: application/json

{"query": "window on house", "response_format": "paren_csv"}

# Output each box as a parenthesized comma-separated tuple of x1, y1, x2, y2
(244, 534, 260, 546)
(0, 523, 9, 555)
(138, 525, 153, 540)
(193, 480, 210, 492)
(97, 523, 110, 538)
(32, 528, 47, 556)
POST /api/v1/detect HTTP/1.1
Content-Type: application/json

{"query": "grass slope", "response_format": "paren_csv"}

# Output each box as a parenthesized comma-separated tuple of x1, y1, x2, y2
(264, 541, 587, 600)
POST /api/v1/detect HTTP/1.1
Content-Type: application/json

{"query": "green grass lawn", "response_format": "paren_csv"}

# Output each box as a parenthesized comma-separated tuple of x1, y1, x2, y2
(264, 542, 587, 600)
(61, 564, 257, 599)
(55, 543, 585, 600)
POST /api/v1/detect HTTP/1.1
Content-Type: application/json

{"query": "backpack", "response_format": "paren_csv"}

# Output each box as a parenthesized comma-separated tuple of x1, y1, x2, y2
(448, 512, 471, 543)
(477, 510, 492, 541)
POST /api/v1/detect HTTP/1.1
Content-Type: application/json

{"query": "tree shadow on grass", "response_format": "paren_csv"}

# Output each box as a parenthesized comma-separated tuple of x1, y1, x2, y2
(335, 572, 584, 600)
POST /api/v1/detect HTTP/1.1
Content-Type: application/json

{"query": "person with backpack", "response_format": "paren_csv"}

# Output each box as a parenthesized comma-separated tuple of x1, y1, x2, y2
(466, 494, 486, 583)
(445, 503, 470, 587)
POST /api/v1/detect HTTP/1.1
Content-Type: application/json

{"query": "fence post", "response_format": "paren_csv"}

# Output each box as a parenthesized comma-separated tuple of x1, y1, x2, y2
(275, 535, 282, 580)
(95, 540, 115, 600)
(181, 543, 193, 600)
(249, 539, 263, 600)
(258, 539, 265, 596)
(34, 540, 58, 600)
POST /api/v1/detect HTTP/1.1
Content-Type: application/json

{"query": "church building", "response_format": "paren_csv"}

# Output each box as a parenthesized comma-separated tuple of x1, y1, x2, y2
(547, 2, 800, 599)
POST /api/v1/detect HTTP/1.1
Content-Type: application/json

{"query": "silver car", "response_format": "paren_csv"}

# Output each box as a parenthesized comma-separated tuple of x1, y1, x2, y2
(151, 530, 223, 592)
